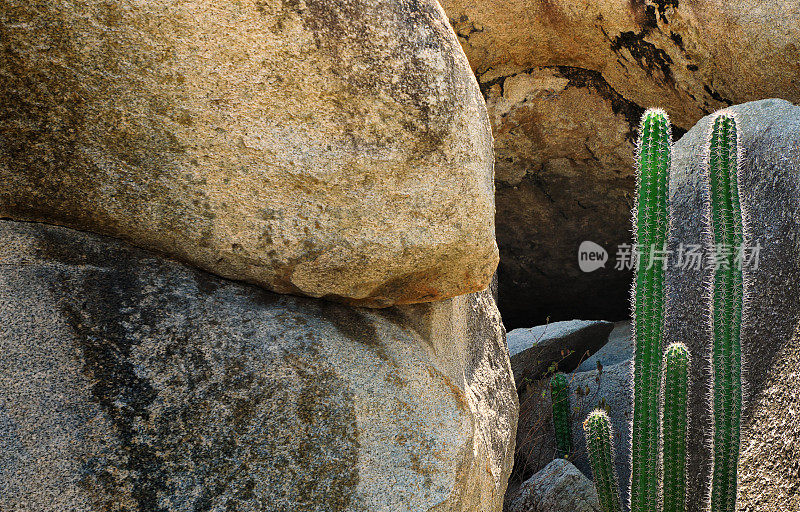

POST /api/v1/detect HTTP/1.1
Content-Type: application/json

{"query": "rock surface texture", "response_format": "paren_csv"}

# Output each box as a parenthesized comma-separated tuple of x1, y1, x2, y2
(439, 0, 800, 327)
(576, 321, 632, 373)
(0, 220, 517, 512)
(666, 99, 800, 512)
(508, 319, 613, 386)
(0, 0, 498, 308)
(506, 459, 601, 512)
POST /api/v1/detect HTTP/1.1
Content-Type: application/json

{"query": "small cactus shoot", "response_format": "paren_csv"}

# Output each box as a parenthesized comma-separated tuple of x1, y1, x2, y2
(661, 342, 690, 512)
(584, 409, 622, 512)
(709, 113, 743, 512)
(550, 372, 572, 457)
(631, 108, 671, 512)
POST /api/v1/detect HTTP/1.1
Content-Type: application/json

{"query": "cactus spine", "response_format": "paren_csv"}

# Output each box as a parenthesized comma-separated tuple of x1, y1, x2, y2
(550, 372, 572, 457)
(631, 108, 671, 512)
(661, 342, 690, 512)
(709, 113, 743, 512)
(584, 409, 622, 512)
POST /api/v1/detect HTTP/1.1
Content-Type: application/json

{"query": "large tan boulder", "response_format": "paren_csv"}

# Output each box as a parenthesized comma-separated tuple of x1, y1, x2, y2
(440, 0, 800, 326)
(0, 219, 517, 512)
(0, 0, 498, 308)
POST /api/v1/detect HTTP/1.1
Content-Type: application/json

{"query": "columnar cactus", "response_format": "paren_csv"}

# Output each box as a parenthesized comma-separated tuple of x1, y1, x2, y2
(584, 409, 622, 512)
(709, 113, 743, 512)
(660, 342, 690, 512)
(631, 108, 671, 512)
(550, 372, 572, 457)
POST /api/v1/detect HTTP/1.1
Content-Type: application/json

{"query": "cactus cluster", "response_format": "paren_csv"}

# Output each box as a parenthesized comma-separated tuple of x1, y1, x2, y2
(708, 113, 743, 512)
(550, 372, 573, 457)
(579, 108, 743, 512)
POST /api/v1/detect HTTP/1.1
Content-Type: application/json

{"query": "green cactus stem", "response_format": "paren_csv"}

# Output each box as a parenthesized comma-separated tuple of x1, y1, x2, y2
(709, 112, 743, 512)
(661, 342, 690, 512)
(550, 372, 572, 457)
(584, 409, 622, 512)
(631, 108, 671, 512)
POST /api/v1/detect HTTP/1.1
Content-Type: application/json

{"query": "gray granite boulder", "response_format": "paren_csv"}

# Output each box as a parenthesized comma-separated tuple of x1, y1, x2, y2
(0, 220, 517, 512)
(508, 320, 613, 387)
(506, 458, 601, 512)
(666, 98, 800, 511)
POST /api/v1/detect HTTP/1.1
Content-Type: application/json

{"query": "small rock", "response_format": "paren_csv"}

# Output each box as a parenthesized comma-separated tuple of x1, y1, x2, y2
(577, 321, 632, 372)
(506, 458, 601, 512)
(508, 320, 614, 386)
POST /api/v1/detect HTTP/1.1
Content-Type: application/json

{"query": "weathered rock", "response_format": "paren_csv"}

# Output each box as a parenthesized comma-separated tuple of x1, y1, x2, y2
(737, 325, 800, 511)
(486, 66, 641, 328)
(577, 321, 633, 373)
(506, 459, 601, 512)
(0, 220, 517, 512)
(0, 0, 498, 308)
(440, 0, 800, 327)
(666, 98, 800, 511)
(508, 320, 613, 386)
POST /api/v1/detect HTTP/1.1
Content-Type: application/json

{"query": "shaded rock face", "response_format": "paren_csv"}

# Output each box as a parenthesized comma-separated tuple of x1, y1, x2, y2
(508, 319, 613, 386)
(506, 458, 601, 512)
(439, 0, 800, 327)
(666, 99, 800, 512)
(487, 67, 641, 328)
(0, 0, 498, 308)
(0, 220, 517, 512)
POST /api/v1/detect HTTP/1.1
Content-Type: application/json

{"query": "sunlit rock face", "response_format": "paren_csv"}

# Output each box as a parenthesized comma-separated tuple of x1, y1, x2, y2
(0, 0, 498, 308)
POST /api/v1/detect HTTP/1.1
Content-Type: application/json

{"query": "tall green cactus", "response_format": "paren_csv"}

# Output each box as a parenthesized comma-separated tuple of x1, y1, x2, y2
(550, 372, 572, 457)
(661, 342, 690, 512)
(584, 409, 622, 512)
(709, 113, 743, 512)
(631, 108, 671, 512)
